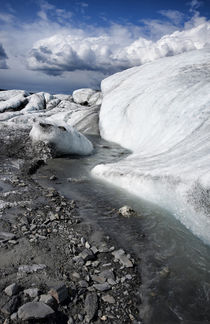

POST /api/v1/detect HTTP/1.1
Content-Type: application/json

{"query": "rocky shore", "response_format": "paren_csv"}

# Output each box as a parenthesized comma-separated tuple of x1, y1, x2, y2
(0, 130, 142, 323)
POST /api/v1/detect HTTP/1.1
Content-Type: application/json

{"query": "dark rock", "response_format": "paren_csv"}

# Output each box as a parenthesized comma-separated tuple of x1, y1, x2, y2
(49, 284, 68, 304)
(85, 292, 98, 322)
(1, 296, 19, 315)
(79, 249, 95, 261)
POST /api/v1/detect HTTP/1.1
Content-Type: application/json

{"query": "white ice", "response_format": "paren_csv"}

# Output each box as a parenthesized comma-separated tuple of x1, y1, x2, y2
(30, 120, 93, 156)
(92, 48, 210, 245)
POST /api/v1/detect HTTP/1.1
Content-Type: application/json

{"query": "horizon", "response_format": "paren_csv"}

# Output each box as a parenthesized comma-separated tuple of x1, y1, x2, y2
(0, 0, 210, 94)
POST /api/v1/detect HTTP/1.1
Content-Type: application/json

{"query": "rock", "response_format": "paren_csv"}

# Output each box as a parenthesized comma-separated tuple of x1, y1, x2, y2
(85, 292, 98, 322)
(79, 249, 96, 261)
(67, 316, 74, 324)
(102, 295, 115, 304)
(50, 175, 57, 181)
(10, 312, 18, 321)
(118, 205, 136, 217)
(91, 275, 106, 284)
(4, 283, 19, 296)
(0, 232, 16, 241)
(49, 284, 68, 304)
(100, 269, 115, 281)
(1, 296, 19, 315)
(18, 302, 54, 320)
(24, 288, 39, 298)
(18, 264, 46, 273)
(112, 249, 133, 268)
(93, 283, 111, 292)
(39, 294, 55, 306)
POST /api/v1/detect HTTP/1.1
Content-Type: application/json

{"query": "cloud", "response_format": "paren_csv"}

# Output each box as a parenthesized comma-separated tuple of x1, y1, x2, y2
(0, 43, 8, 69)
(27, 21, 210, 76)
(0, 12, 14, 23)
(159, 10, 185, 25)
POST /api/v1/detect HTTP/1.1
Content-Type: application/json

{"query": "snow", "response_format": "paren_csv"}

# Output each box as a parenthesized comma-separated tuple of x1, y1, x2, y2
(30, 120, 93, 156)
(92, 48, 210, 245)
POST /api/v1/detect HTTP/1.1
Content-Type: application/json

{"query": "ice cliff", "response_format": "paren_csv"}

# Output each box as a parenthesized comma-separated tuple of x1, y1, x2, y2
(92, 48, 210, 244)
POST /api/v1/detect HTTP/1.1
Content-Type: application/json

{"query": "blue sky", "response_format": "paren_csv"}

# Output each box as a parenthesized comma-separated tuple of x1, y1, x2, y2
(0, 0, 210, 93)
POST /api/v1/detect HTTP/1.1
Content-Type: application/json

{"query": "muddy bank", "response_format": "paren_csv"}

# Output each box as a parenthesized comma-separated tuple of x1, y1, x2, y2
(0, 130, 142, 323)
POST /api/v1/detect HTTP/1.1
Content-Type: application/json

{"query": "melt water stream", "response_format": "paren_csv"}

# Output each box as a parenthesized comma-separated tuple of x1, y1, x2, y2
(35, 136, 210, 324)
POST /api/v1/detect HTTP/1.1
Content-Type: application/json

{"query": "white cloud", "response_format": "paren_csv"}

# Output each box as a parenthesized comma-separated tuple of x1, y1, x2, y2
(27, 21, 210, 76)
(159, 10, 185, 25)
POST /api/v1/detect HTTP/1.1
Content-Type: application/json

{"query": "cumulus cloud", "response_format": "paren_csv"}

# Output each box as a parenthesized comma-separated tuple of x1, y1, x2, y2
(27, 22, 210, 76)
(0, 43, 8, 69)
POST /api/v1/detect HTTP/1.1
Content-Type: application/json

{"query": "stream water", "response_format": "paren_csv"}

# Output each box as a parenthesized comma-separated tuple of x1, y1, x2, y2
(35, 135, 210, 324)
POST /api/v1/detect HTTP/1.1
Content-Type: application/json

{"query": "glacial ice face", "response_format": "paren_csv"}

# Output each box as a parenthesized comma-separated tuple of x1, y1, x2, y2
(93, 48, 210, 244)
(30, 121, 93, 156)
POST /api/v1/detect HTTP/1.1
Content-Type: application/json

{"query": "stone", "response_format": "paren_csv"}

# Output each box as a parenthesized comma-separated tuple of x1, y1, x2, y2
(18, 302, 54, 320)
(100, 269, 115, 281)
(10, 312, 18, 321)
(91, 275, 106, 284)
(93, 283, 111, 292)
(102, 295, 115, 304)
(67, 316, 74, 324)
(0, 232, 16, 241)
(4, 283, 19, 296)
(79, 249, 95, 261)
(118, 205, 136, 217)
(1, 296, 19, 315)
(85, 292, 98, 322)
(24, 288, 39, 298)
(112, 249, 133, 268)
(18, 264, 46, 273)
(50, 175, 57, 181)
(49, 284, 68, 304)
(39, 294, 55, 306)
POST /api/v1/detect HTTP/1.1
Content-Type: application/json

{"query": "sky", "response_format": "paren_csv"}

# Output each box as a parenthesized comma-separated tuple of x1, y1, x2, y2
(0, 0, 210, 94)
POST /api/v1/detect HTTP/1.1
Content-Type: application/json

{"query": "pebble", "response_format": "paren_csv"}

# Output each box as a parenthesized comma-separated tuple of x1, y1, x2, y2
(102, 295, 115, 304)
(18, 302, 55, 320)
(93, 283, 111, 292)
(4, 283, 19, 296)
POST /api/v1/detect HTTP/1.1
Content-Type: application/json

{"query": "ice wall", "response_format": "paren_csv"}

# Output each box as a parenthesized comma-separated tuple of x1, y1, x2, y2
(92, 48, 210, 244)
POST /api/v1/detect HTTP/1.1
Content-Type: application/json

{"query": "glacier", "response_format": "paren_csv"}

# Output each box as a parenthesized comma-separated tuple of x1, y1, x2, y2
(92, 48, 210, 245)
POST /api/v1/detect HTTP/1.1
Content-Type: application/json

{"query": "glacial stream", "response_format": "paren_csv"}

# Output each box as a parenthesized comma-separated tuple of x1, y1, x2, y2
(35, 136, 210, 324)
